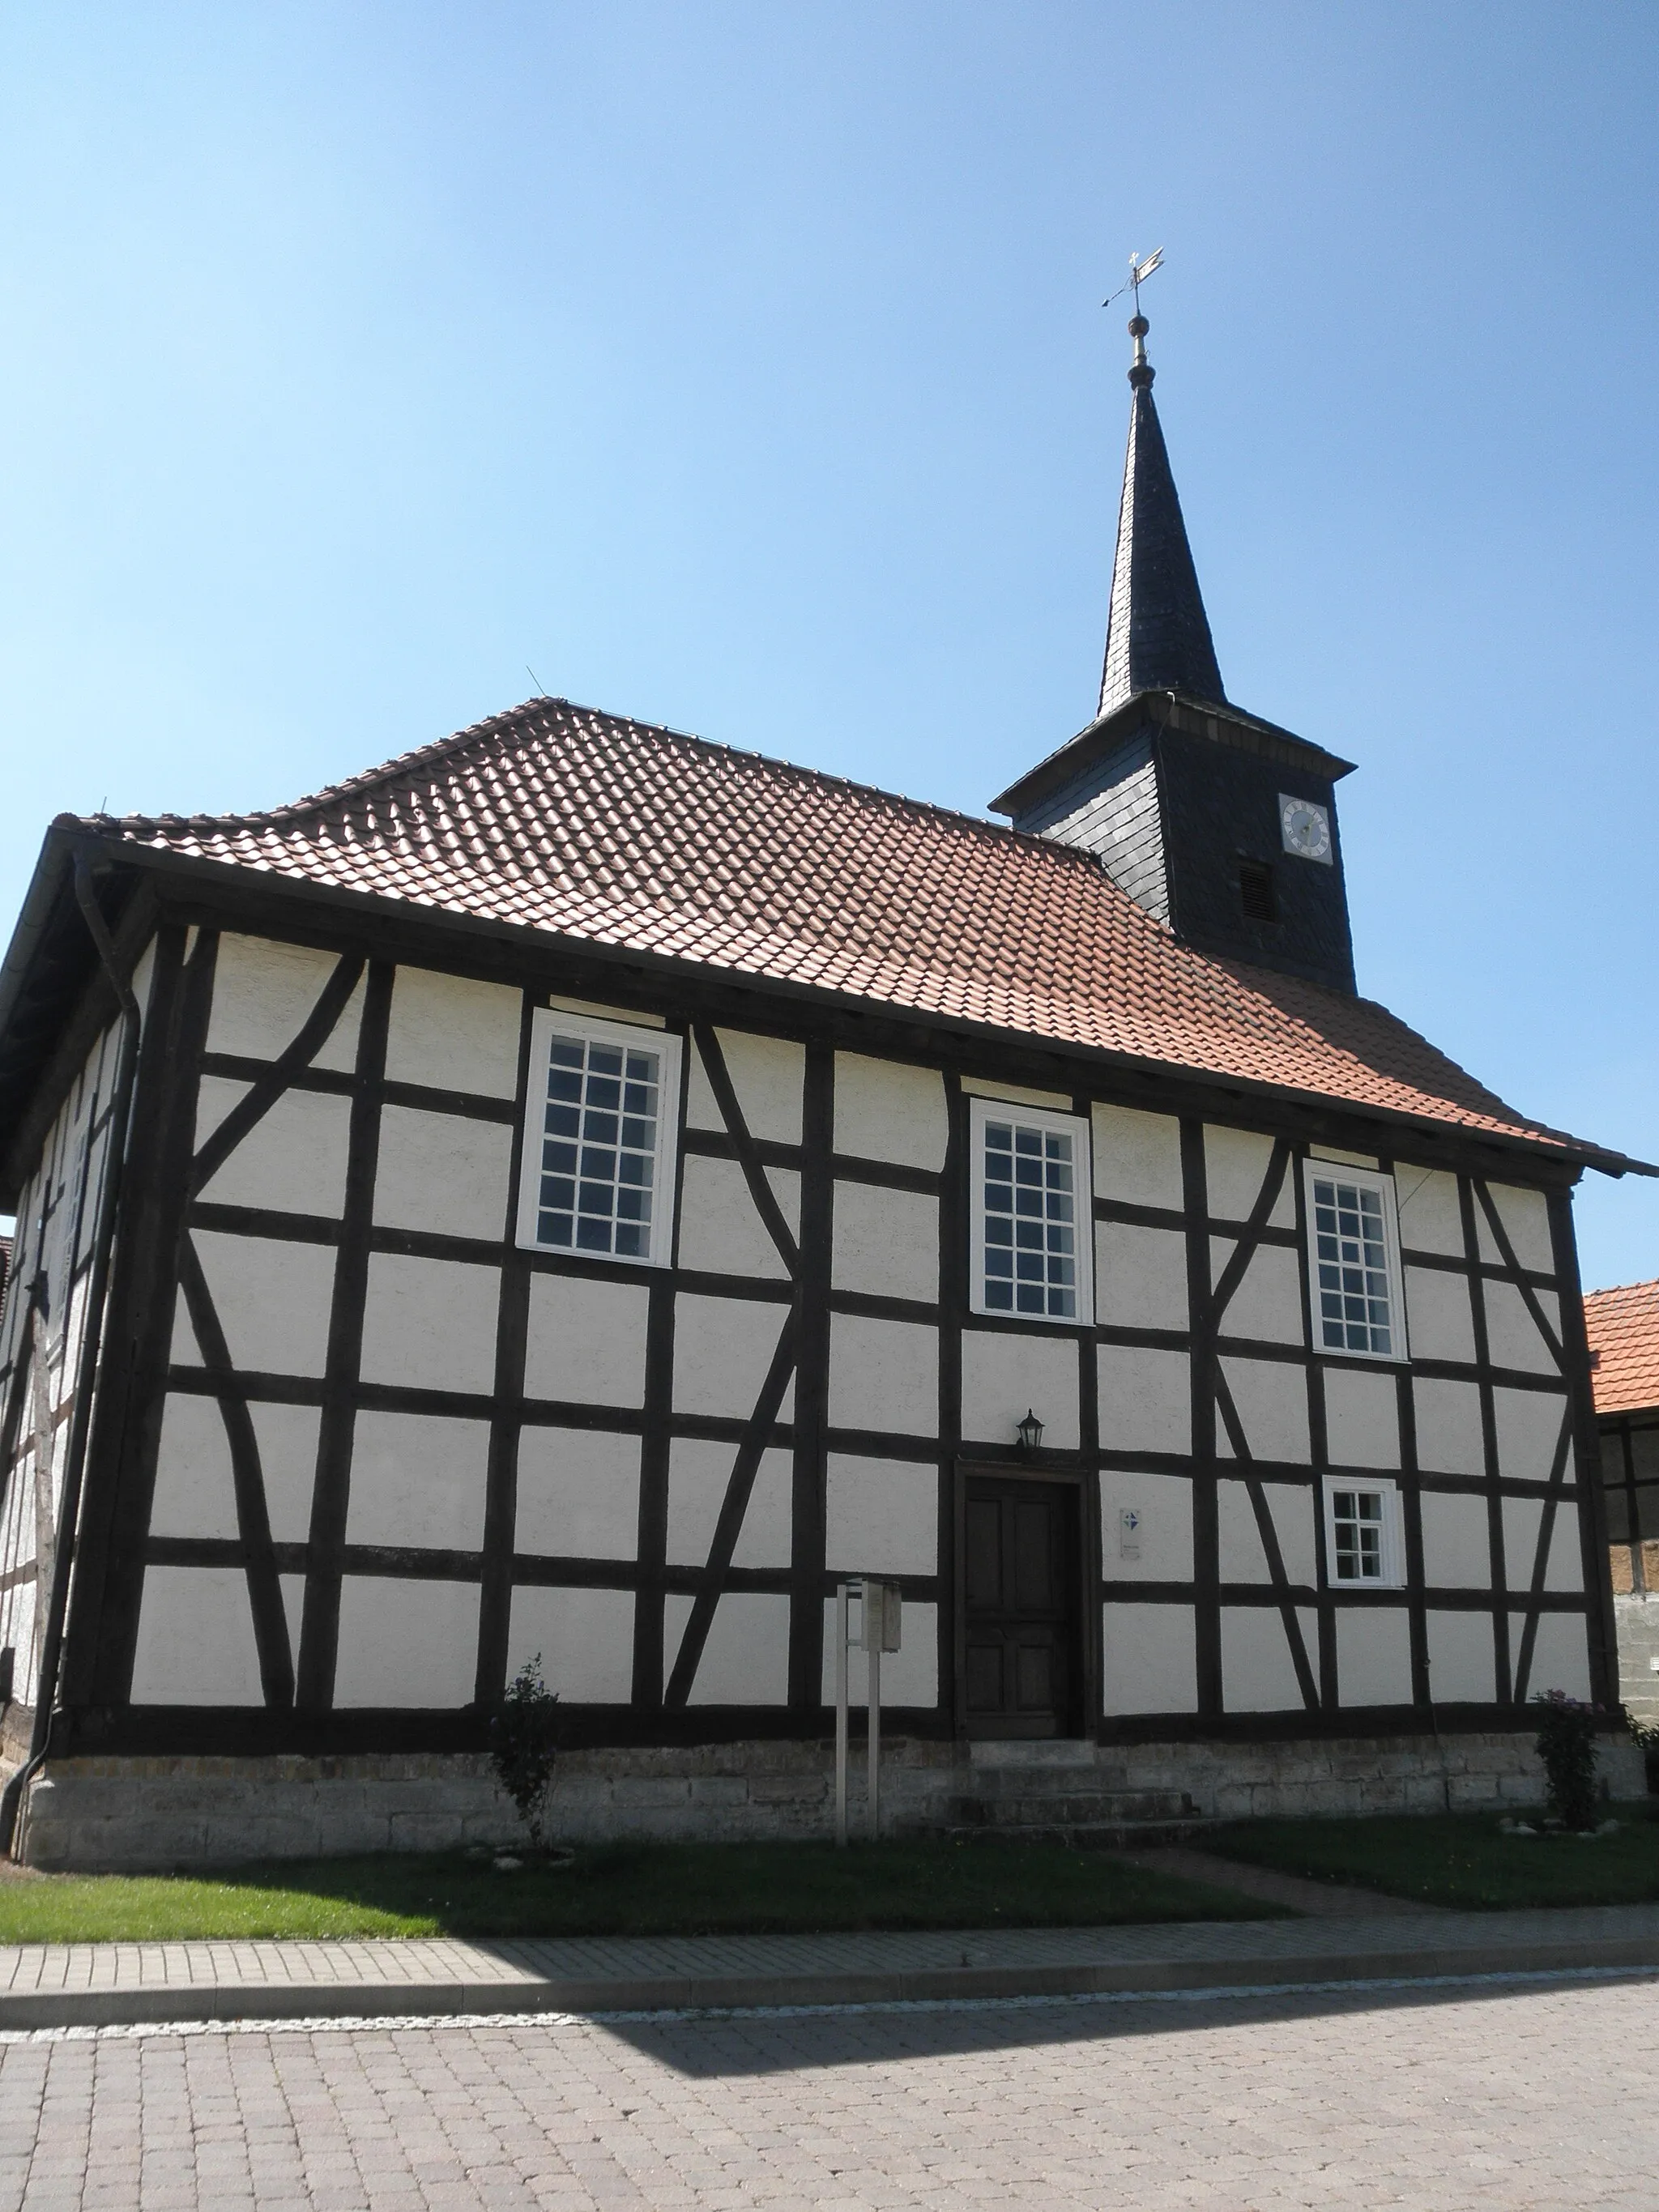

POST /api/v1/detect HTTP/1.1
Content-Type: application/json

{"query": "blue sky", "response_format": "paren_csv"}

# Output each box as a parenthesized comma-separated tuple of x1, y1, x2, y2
(2, 2, 1656, 1285)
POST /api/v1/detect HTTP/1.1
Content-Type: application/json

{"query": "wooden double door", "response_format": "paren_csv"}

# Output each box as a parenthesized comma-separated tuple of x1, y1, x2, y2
(961, 1474, 1084, 1738)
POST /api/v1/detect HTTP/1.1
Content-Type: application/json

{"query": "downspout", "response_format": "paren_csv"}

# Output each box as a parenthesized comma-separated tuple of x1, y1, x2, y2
(0, 852, 142, 1857)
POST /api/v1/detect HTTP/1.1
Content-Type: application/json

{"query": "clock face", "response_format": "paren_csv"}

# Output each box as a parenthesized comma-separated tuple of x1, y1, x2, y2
(1279, 795, 1333, 864)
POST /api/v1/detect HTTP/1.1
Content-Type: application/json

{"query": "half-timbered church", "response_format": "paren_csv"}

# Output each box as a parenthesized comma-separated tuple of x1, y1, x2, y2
(0, 311, 1648, 1865)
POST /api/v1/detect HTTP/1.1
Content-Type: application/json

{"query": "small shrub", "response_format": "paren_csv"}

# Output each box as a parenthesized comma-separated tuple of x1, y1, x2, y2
(490, 1656, 561, 1851)
(1628, 1716, 1659, 1797)
(1530, 1690, 1601, 1831)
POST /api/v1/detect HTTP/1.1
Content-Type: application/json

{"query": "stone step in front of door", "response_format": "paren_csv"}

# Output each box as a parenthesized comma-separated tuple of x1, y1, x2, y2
(955, 1764, 1201, 1807)
(966, 1738, 1103, 1767)
(921, 1739, 1209, 1840)
(934, 1818, 1215, 1848)
(939, 1787, 1198, 1831)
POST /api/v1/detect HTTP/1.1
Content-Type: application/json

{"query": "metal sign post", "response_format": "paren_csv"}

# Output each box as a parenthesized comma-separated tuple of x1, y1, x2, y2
(834, 1578, 901, 1847)
(834, 1581, 850, 1847)
(867, 1592, 881, 1840)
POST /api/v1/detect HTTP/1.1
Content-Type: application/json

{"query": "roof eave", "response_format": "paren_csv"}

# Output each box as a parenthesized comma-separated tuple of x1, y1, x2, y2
(989, 691, 1358, 821)
(0, 820, 160, 1204)
(61, 833, 1655, 1186)
(0, 823, 81, 1054)
(1593, 1396, 1659, 1421)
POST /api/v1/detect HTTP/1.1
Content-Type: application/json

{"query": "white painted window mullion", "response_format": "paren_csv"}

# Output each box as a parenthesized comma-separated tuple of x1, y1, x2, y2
(1323, 1474, 1404, 1589)
(1303, 1160, 1409, 1362)
(968, 1096, 1094, 1326)
(516, 1009, 683, 1268)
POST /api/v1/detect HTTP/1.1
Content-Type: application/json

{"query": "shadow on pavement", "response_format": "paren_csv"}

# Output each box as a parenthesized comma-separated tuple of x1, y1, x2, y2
(582, 1968, 1659, 2076)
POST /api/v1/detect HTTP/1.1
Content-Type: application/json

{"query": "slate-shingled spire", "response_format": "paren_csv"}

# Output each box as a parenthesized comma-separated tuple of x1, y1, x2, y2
(1097, 313, 1225, 718)
(996, 305, 1359, 992)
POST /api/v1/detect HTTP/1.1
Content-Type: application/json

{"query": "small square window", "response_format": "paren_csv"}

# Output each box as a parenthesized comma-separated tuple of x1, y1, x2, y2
(517, 1011, 682, 1266)
(969, 1097, 1093, 1325)
(1303, 1161, 1408, 1362)
(1324, 1477, 1402, 1588)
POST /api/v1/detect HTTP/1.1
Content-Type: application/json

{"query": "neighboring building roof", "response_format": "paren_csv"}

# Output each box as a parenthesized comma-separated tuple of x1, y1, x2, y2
(57, 695, 1640, 1170)
(1097, 329, 1225, 719)
(1585, 1280, 1659, 1418)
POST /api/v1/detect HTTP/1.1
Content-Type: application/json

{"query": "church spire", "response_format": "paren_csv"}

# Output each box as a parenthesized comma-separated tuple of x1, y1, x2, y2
(992, 272, 1356, 995)
(1096, 309, 1226, 718)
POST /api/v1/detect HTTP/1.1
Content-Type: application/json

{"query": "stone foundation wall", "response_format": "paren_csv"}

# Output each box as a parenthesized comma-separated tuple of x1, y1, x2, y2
(1089, 1729, 1644, 1822)
(1614, 1594, 1659, 1728)
(12, 1742, 956, 1871)
(12, 1729, 1645, 1871)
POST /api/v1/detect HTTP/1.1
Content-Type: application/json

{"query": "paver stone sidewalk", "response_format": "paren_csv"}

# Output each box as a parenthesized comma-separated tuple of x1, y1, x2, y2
(3, 1904, 1659, 2029)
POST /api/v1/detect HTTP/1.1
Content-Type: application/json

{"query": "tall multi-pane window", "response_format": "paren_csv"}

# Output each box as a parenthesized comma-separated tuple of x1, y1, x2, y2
(517, 1011, 682, 1265)
(969, 1098, 1094, 1324)
(1324, 1478, 1401, 1588)
(1304, 1163, 1406, 1360)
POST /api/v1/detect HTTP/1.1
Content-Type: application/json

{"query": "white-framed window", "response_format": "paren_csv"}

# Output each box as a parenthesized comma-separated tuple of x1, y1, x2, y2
(515, 1008, 682, 1266)
(1304, 1161, 1408, 1362)
(968, 1097, 1094, 1324)
(1323, 1475, 1403, 1589)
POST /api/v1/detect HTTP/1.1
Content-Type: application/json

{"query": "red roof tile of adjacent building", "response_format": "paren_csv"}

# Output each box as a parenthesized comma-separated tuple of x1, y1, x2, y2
(1585, 1281, 1659, 1417)
(70, 697, 1634, 1166)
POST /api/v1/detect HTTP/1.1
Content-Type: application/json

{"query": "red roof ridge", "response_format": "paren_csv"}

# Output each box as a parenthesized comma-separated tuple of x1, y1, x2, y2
(49, 691, 1651, 1175)
(63, 693, 1092, 869)
(1584, 1278, 1659, 1304)
(66, 695, 557, 836)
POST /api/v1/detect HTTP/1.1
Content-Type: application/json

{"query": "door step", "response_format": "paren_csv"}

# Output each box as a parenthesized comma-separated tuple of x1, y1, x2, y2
(935, 1817, 1216, 1850)
(904, 1741, 1214, 1847)
(966, 1738, 1100, 1768)
(939, 1787, 1199, 1831)
(916, 1762, 1209, 1845)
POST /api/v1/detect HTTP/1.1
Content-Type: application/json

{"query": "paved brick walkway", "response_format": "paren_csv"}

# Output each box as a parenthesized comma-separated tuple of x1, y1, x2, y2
(5, 1907, 1659, 2027)
(0, 1974, 1655, 2208)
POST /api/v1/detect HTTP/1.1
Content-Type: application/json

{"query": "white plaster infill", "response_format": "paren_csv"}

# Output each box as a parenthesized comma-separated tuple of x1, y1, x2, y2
(2, 1910, 1659, 2031)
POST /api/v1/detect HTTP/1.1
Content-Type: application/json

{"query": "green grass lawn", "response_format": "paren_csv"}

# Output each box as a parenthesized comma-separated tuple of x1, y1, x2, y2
(0, 1838, 1288, 1946)
(1205, 1804, 1659, 1911)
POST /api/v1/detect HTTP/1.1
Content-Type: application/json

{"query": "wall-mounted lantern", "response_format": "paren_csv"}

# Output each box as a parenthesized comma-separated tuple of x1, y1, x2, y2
(1017, 1409, 1044, 1457)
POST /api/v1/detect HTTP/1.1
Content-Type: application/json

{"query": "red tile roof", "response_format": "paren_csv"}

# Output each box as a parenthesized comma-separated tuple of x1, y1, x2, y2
(72, 697, 1635, 1166)
(1584, 1281, 1659, 1417)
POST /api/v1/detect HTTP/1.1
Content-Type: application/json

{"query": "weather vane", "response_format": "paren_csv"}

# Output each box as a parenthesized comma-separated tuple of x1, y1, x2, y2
(1102, 247, 1164, 314)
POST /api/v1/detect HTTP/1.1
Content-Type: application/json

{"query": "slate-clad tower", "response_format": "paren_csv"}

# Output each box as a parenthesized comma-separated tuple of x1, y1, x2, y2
(993, 312, 1358, 996)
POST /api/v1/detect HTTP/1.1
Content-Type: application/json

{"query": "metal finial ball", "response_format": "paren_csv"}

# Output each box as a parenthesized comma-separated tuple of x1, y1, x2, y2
(1128, 314, 1149, 337)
